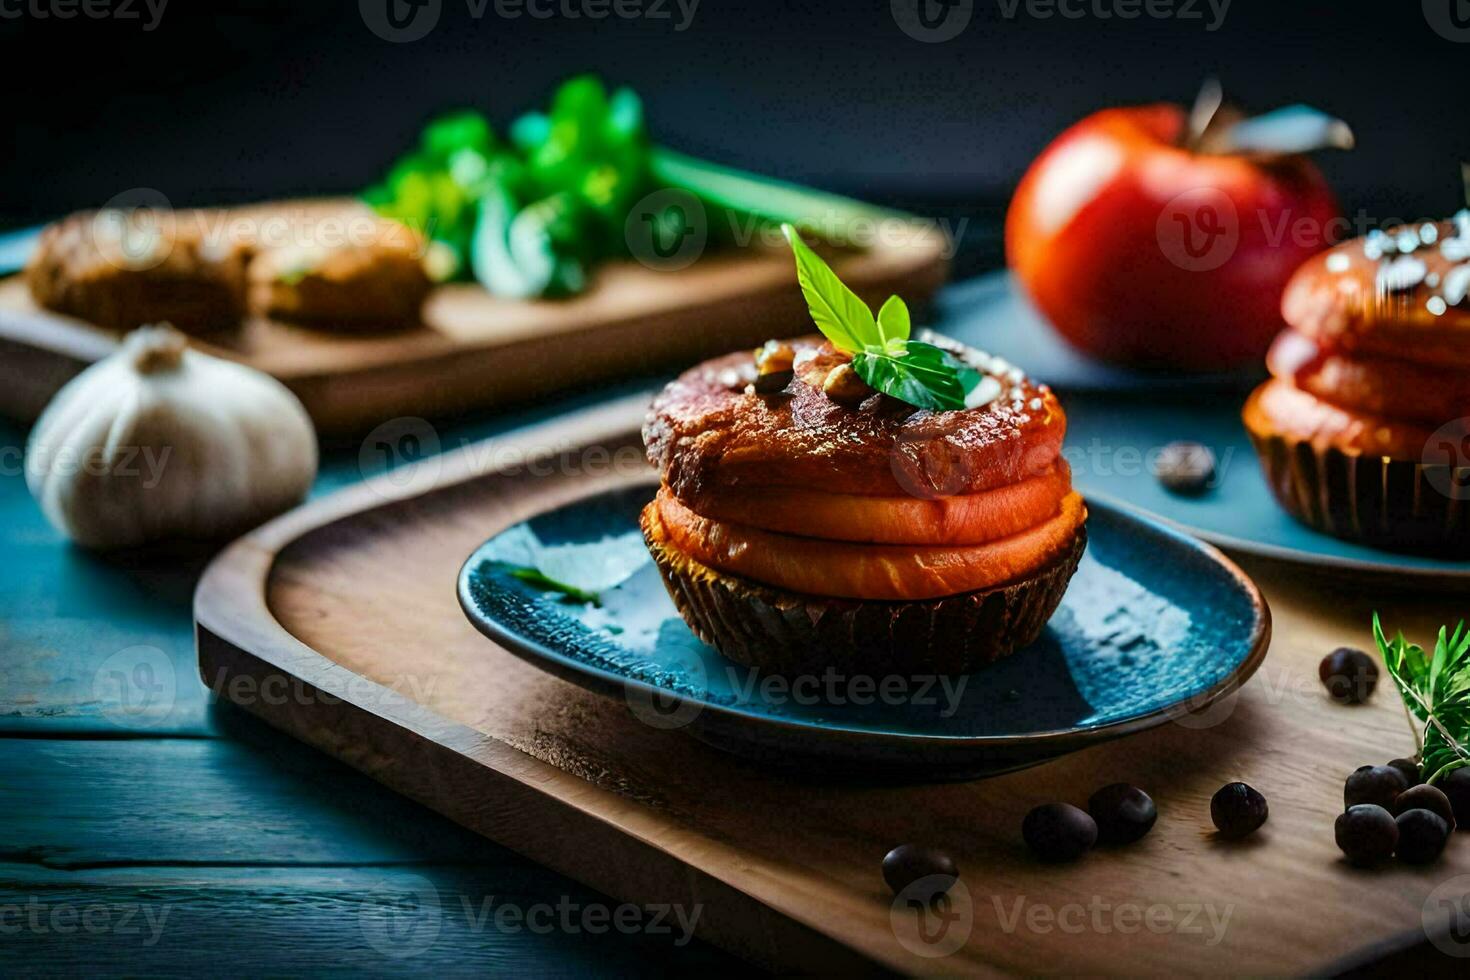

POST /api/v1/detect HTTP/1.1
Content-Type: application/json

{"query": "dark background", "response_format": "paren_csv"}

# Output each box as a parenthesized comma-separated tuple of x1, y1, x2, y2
(3, 0, 1466, 272)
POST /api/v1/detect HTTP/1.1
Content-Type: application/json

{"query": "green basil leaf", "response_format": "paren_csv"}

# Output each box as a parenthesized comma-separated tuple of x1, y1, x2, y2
(782, 223, 877, 353)
(851, 345, 967, 412)
(876, 295, 911, 349)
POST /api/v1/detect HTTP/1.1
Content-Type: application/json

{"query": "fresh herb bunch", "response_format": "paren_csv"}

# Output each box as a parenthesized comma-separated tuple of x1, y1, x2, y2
(1373, 614, 1470, 784)
(782, 223, 984, 412)
(365, 76, 900, 299)
(365, 76, 652, 297)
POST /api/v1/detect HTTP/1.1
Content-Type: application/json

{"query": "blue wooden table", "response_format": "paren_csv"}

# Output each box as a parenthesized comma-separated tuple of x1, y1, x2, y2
(0, 376, 743, 974)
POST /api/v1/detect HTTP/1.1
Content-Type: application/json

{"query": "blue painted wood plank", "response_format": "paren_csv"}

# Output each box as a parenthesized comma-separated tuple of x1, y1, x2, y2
(0, 865, 733, 976)
(0, 733, 524, 868)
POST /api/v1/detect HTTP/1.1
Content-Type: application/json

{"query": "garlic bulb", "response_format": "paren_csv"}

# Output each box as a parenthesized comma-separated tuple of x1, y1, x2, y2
(25, 324, 317, 549)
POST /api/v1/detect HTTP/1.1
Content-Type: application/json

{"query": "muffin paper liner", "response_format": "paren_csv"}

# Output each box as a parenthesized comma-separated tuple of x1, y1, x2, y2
(1246, 427, 1470, 557)
(641, 505, 1087, 675)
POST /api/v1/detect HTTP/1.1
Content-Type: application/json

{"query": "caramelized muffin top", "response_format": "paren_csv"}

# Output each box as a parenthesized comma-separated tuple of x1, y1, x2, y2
(644, 337, 1065, 502)
(1281, 214, 1470, 367)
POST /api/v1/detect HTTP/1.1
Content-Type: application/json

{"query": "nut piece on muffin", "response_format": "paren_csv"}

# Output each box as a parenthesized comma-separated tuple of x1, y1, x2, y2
(640, 226, 1086, 674)
(1244, 211, 1470, 555)
(26, 209, 248, 333)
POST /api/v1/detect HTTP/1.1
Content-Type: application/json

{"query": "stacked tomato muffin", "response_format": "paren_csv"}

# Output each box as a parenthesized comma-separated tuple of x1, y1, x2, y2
(1244, 213, 1470, 554)
(641, 337, 1086, 673)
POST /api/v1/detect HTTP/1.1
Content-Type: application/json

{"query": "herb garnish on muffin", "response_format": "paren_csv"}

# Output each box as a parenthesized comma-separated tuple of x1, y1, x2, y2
(783, 224, 994, 412)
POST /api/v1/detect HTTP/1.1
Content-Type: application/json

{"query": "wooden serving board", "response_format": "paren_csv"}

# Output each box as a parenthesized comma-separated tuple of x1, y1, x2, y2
(0, 203, 947, 437)
(195, 395, 1470, 974)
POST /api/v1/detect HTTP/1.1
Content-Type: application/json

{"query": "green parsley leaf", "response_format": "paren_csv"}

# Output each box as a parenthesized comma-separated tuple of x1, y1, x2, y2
(1374, 613, 1470, 784)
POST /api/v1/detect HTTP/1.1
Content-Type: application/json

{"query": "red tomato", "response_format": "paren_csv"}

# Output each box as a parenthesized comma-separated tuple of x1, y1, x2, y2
(1005, 104, 1341, 371)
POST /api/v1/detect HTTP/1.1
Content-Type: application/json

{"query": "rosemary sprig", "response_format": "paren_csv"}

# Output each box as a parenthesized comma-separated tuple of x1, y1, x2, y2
(1373, 613, 1470, 784)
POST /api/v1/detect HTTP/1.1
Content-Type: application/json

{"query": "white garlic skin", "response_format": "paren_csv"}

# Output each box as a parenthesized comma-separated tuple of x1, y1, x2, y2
(25, 325, 317, 549)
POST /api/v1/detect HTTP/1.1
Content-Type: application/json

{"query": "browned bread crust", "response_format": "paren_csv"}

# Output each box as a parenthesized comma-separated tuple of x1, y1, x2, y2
(26, 210, 247, 333)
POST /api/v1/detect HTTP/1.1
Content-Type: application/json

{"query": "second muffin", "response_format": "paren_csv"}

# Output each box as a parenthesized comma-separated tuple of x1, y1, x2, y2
(1244, 212, 1470, 555)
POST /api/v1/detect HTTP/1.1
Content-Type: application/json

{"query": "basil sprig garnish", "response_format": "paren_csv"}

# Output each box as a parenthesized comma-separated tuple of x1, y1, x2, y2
(783, 224, 982, 411)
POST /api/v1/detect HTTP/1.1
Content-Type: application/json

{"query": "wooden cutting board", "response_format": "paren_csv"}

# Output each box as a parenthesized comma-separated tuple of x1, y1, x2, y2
(0, 203, 947, 436)
(194, 395, 1470, 974)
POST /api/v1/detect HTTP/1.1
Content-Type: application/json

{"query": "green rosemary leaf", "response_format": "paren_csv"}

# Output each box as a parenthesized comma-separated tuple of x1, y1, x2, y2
(1375, 612, 1470, 784)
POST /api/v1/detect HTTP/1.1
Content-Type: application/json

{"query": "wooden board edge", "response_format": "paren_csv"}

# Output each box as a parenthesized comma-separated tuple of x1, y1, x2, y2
(192, 397, 920, 974)
(0, 215, 950, 437)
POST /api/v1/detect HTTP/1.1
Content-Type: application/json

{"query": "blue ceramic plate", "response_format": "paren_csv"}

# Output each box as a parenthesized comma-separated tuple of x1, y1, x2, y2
(933, 271, 1264, 395)
(0, 225, 40, 277)
(1061, 391, 1470, 581)
(457, 484, 1270, 778)
(937, 273, 1470, 581)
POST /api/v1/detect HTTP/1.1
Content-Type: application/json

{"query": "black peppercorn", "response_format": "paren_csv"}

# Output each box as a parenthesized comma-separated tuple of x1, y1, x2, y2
(1153, 441, 1216, 496)
(1334, 804, 1398, 866)
(1344, 765, 1407, 810)
(1394, 809, 1451, 865)
(1386, 758, 1422, 788)
(1318, 648, 1379, 704)
(1394, 784, 1457, 831)
(882, 844, 958, 898)
(1022, 803, 1098, 862)
(1439, 768, 1470, 829)
(1211, 782, 1268, 839)
(1088, 783, 1158, 845)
